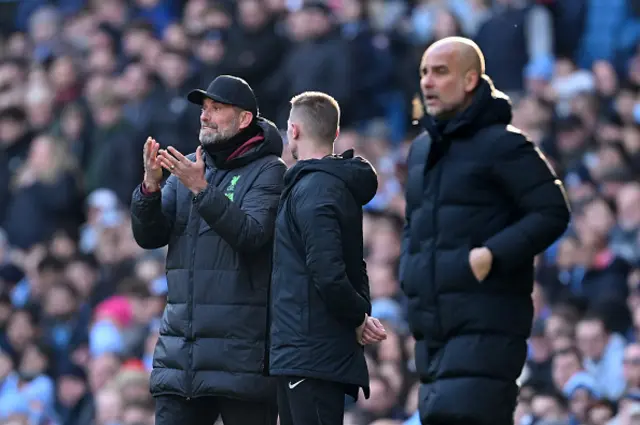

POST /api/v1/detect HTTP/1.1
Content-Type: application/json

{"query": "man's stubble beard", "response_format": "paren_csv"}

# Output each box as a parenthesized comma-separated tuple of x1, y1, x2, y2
(199, 117, 240, 146)
(426, 104, 459, 120)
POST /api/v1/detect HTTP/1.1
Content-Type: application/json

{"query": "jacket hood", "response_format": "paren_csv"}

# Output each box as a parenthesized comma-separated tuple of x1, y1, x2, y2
(283, 149, 378, 206)
(254, 117, 284, 157)
(420, 74, 512, 139)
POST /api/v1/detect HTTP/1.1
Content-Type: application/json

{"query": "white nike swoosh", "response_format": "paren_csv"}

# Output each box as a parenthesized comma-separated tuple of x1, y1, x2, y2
(288, 379, 306, 389)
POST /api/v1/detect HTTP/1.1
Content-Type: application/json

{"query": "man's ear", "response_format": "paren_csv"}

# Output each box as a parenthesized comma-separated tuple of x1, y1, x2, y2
(239, 111, 254, 129)
(464, 70, 480, 94)
(290, 123, 300, 140)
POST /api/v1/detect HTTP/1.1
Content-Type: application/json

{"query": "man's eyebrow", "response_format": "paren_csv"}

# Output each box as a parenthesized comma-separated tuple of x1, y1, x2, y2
(429, 64, 449, 73)
(421, 64, 449, 73)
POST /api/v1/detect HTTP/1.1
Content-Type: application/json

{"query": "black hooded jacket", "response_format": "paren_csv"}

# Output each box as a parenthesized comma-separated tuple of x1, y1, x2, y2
(130, 117, 286, 401)
(401, 76, 570, 425)
(268, 150, 378, 398)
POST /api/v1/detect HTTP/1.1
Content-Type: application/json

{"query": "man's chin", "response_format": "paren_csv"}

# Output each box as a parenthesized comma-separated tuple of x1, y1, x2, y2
(427, 107, 456, 120)
(426, 106, 442, 116)
(199, 133, 220, 146)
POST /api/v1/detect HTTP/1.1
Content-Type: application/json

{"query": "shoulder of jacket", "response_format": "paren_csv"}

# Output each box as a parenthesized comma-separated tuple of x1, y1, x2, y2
(489, 124, 534, 158)
(505, 124, 527, 138)
(257, 155, 287, 172)
(243, 153, 283, 167)
(411, 130, 431, 145)
(410, 129, 431, 146)
(300, 170, 342, 188)
(498, 124, 530, 146)
(406, 131, 433, 165)
(294, 171, 344, 198)
(235, 154, 286, 175)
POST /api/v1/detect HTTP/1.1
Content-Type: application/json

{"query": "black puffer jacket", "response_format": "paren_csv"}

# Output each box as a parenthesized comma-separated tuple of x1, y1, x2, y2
(269, 150, 378, 398)
(131, 117, 286, 401)
(401, 76, 570, 425)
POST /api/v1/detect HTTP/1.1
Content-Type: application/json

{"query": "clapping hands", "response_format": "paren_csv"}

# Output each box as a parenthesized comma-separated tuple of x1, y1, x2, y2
(157, 145, 208, 195)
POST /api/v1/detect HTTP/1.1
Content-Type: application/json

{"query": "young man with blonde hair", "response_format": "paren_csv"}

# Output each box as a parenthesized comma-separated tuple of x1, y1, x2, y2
(268, 91, 387, 425)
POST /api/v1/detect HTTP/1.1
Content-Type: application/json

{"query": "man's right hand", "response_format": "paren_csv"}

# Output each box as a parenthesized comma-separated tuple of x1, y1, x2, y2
(143, 137, 163, 192)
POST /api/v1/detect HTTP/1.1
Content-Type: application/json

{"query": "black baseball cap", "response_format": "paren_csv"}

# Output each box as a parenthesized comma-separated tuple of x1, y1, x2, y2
(187, 75, 258, 117)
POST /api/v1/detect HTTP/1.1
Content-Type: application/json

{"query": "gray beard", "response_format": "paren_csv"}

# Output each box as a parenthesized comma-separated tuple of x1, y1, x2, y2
(199, 120, 240, 146)
(199, 130, 228, 146)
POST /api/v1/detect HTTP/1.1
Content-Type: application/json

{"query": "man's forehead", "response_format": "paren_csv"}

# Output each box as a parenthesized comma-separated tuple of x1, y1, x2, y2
(421, 44, 459, 68)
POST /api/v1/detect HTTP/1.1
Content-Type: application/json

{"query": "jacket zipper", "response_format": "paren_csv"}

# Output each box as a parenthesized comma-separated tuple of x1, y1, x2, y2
(187, 208, 197, 400)
(185, 168, 218, 399)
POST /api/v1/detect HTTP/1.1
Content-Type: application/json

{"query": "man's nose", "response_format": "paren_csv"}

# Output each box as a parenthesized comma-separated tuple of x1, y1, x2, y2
(421, 74, 434, 89)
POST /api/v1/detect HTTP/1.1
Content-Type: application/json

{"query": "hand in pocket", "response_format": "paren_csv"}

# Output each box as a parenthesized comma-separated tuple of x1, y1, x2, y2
(469, 247, 493, 282)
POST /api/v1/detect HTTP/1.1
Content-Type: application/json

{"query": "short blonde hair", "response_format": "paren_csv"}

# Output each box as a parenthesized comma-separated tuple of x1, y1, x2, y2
(290, 91, 340, 144)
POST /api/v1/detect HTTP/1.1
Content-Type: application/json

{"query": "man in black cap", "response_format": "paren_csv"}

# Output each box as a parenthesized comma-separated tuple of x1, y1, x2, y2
(130, 75, 285, 425)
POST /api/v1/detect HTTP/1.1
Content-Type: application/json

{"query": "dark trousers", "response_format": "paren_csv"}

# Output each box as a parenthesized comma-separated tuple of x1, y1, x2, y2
(155, 395, 277, 425)
(277, 377, 345, 425)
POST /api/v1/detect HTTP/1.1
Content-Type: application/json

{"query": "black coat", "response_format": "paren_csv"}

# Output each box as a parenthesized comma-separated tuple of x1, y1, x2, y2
(130, 118, 286, 401)
(401, 76, 570, 425)
(269, 150, 378, 398)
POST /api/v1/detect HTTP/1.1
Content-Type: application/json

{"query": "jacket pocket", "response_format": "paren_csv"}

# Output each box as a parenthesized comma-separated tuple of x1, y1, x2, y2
(464, 249, 480, 284)
(435, 245, 479, 292)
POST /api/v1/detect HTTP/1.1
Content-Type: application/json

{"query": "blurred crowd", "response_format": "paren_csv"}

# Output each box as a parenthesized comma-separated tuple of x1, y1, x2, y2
(0, 0, 640, 425)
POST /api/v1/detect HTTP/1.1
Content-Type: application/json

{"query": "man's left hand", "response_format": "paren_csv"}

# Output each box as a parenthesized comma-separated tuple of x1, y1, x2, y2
(358, 316, 387, 345)
(469, 247, 493, 282)
(158, 146, 208, 195)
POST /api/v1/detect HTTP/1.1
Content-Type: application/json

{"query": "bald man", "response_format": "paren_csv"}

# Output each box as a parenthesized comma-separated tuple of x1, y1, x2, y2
(400, 37, 570, 425)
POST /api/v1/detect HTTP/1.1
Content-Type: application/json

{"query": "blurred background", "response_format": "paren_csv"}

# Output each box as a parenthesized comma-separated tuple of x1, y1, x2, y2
(0, 0, 639, 424)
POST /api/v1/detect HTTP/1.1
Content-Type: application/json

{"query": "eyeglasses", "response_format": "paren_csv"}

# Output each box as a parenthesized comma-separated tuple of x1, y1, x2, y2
(623, 358, 640, 365)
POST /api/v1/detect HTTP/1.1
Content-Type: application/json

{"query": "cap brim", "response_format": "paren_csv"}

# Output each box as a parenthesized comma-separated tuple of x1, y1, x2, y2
(187, 89, 234, 107)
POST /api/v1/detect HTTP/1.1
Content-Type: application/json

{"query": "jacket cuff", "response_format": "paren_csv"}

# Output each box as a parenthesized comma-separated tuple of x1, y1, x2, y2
(191, 184, 211, 205)
(141, 181, 161, 197)
(483, 237, 515, 274)
(351, 296, 370, 329)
